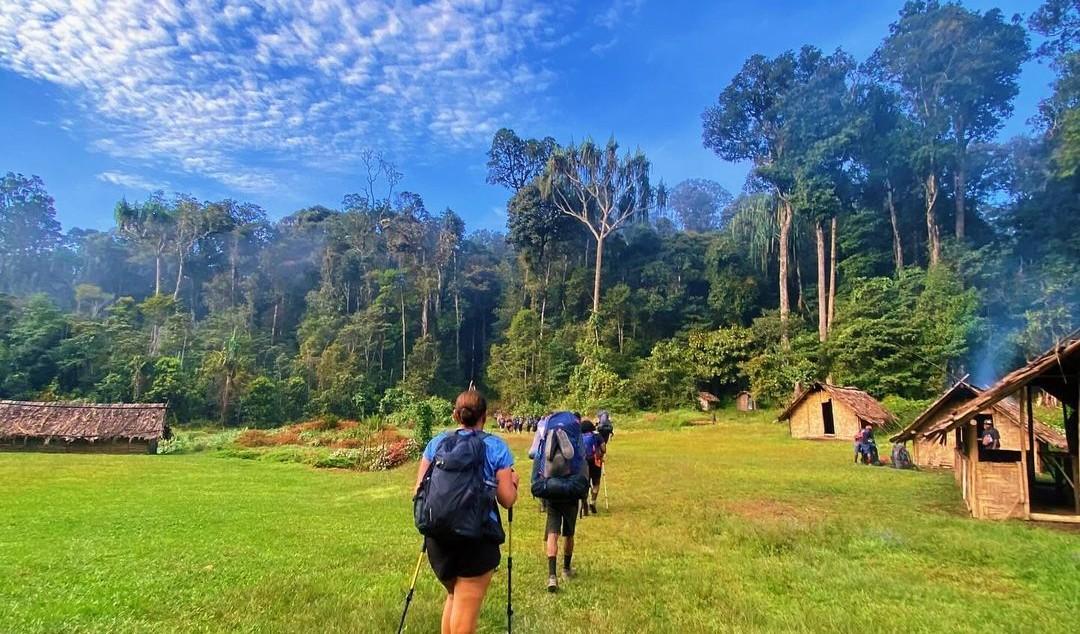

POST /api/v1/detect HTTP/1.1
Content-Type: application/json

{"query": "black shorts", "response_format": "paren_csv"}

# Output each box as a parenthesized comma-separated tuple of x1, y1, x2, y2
(425, 536, 501, 582)
(545, 500, 579, 537)
(588, 462, 603, 487)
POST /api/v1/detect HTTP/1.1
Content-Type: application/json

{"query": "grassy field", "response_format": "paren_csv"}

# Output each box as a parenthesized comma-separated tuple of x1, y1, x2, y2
(1, 412, 1078, 633)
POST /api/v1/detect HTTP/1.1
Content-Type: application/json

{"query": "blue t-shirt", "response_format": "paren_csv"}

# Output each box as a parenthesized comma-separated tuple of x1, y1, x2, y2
(423, 429, 513, 523)
(583, 431, 599, 460)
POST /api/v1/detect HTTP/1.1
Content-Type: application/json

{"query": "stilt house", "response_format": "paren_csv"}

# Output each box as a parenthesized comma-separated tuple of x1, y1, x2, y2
(923, 336, 1080, 523)
(891, 380, 1066, 469)
(779, 383, 896, 439)
(0, 401, 168, 454)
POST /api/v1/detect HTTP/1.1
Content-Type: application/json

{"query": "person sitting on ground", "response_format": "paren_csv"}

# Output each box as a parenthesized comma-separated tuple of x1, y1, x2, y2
(413, 389, 518, 634)
(980, 419, 1001, 450)
(581, 421, 606, 515)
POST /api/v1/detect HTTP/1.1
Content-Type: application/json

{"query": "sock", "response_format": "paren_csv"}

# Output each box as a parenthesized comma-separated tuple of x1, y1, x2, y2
(548, 556, 557, 576)
(563, 553, 573, 570)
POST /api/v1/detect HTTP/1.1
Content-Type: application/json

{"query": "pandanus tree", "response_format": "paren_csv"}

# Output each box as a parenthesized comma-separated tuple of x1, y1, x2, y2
(539, 137, 651, 315)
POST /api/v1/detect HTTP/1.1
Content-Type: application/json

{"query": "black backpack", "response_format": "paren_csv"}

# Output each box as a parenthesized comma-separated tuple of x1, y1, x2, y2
(414, 431, 505, 544)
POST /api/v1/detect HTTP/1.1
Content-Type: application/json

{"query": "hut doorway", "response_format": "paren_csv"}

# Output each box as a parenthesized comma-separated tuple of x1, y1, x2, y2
(821, 401, 836, 436)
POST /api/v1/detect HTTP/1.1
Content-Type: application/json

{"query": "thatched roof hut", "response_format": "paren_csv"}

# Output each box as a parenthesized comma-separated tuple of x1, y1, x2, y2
(0, 400, 168, 454)
(891, 380, 1065, 469)
(779, 383, 896, 440)
(697, 391, 720, 412)
(921, 336, 1079, 522)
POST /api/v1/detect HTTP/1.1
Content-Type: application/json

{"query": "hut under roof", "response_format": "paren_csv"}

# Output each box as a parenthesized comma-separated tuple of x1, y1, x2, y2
(923, 335, 1080, 522)
(891, 380, 1065, 469)
(697, 391, 720, 412)
(735, 391, 756, 412)
(779, 383, 896, 440)
(0, 400, 168, 454)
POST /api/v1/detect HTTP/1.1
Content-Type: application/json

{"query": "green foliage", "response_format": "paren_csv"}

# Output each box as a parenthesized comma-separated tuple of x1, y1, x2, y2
(827, 267, 980, 398)
(241, 376, 282, 428)
(686, 326, 755, 389)
(631, 339, 695, 410)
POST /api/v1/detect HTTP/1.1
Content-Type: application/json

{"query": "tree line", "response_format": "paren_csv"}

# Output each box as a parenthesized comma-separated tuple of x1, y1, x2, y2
(0, 1, 1077, 424)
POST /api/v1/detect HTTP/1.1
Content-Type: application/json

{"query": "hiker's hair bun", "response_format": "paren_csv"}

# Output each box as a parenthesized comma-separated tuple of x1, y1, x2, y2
(453, 390, 487, 427)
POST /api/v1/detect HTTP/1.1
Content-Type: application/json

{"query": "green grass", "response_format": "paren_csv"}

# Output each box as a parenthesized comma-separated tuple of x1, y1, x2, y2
(1, 413, 1078, 633)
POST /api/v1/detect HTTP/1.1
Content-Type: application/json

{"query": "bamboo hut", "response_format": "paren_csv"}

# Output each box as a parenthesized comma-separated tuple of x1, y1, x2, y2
(779, 383, 896, 440)
(891, 380, 1065, 469)
(735, 391, 756, 412)
(924, 336, 1080, 523)
(697, 391, 720, 412)
(0, 401, 168, 454)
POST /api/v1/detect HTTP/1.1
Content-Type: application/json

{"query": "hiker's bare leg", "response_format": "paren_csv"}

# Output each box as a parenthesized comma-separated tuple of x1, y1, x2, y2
(564, 535, 574, 559)
(546, 530, 559, 557)
(449, 570, 494, 634)
(440, 579, 455, 634)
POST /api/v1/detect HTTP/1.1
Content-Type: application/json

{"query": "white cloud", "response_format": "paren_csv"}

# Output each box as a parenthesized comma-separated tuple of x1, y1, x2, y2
(0, 1, 637, 194)
(96, 171, 166, 191)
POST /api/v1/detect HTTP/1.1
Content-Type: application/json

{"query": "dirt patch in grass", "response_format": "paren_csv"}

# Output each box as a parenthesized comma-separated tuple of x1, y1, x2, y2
(725, 499, 820, 526)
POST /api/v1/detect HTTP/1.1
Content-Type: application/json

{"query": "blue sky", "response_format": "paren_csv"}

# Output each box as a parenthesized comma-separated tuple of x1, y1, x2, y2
(0, 0, 1051, 233)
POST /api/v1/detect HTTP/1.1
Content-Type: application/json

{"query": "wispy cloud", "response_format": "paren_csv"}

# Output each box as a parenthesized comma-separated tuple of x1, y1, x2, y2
(0, 1, 633, 194)
(97, 171, 166, 191)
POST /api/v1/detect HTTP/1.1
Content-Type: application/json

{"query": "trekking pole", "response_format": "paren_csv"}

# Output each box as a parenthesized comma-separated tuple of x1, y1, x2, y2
(397, 541, 426, 634)
(506, 506, 514, 634)
(603, 462, 610, 512)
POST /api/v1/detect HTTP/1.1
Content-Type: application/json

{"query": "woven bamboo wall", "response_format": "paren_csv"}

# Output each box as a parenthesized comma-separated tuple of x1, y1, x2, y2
(788, 390, 862, 439)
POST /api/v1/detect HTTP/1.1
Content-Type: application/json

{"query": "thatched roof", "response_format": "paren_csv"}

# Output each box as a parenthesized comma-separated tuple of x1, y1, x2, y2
(0, 400, 167, 442)
(924, 335, 1080, 442)
(779, 383, 897, 428)
(698, 391, 721, 403)
(892, 381, 1066, 449)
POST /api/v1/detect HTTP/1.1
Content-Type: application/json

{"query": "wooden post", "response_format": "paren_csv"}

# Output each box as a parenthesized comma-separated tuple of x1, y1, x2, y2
(1021, 387, 1033, 519)
(1075, 377, 1080, 514)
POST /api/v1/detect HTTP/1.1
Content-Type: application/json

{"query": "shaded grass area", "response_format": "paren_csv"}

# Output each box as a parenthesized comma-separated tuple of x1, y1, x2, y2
(1, 414, 1078, 633)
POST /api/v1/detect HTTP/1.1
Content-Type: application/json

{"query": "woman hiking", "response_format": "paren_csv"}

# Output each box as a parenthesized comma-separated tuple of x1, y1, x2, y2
(413, 389, 519, 634)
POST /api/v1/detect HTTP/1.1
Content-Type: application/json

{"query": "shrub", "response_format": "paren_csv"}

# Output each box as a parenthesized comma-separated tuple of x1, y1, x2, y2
(241, 376, 281, 428)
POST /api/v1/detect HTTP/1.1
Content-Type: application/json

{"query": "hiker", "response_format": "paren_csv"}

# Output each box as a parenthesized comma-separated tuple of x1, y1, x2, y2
(980, 419, 1001, 449)
(858, 424, 880, 465)
(412, 389, 518, 634)
(530, 411, 590, 593)
(581, 421, 606, 514)
(597, 410, 614, 443)
(853, 429, 863, 464)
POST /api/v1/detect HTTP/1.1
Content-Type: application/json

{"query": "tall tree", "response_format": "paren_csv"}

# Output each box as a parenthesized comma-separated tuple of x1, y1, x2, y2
(668, 179, 733, 232)
(486, 128, 557, 192)
(0, 173, 63, 298)
(872, 1, 1028, 256)
(703, 46, 853, 343)
(115, 194, 173, 295)
(540, 137, 651, 315)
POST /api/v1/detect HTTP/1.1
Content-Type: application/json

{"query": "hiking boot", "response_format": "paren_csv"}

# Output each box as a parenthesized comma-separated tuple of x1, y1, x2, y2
(589, 503, 598, 514)
(547, 575, 558, 592)
(562, 567, 576, 579)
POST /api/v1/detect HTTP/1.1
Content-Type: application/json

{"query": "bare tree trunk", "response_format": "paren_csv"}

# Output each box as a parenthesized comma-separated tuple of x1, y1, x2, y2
(173, 254, 185, 301)
(885, 179, 903, 276)
(816, 221, 828, 342)
(592, 236, 605, 315)
(401, 290, 407, 381)
(221, 373, 232, 424)
(778, 198, 793, 346)
(154, 253, 162, 295)
(539, 260, 551, 337)
(421, 292, 429, 338)
(454, 291, 461, 368)
(954, 161, 966, 240)
(270, 300, 279, 346)
(828, 216, 838, 333)
(924, 172, 941, 266)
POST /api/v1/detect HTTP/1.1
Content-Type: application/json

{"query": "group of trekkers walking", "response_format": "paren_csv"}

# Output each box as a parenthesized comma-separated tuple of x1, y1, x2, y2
(406, 388, 613, 634)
